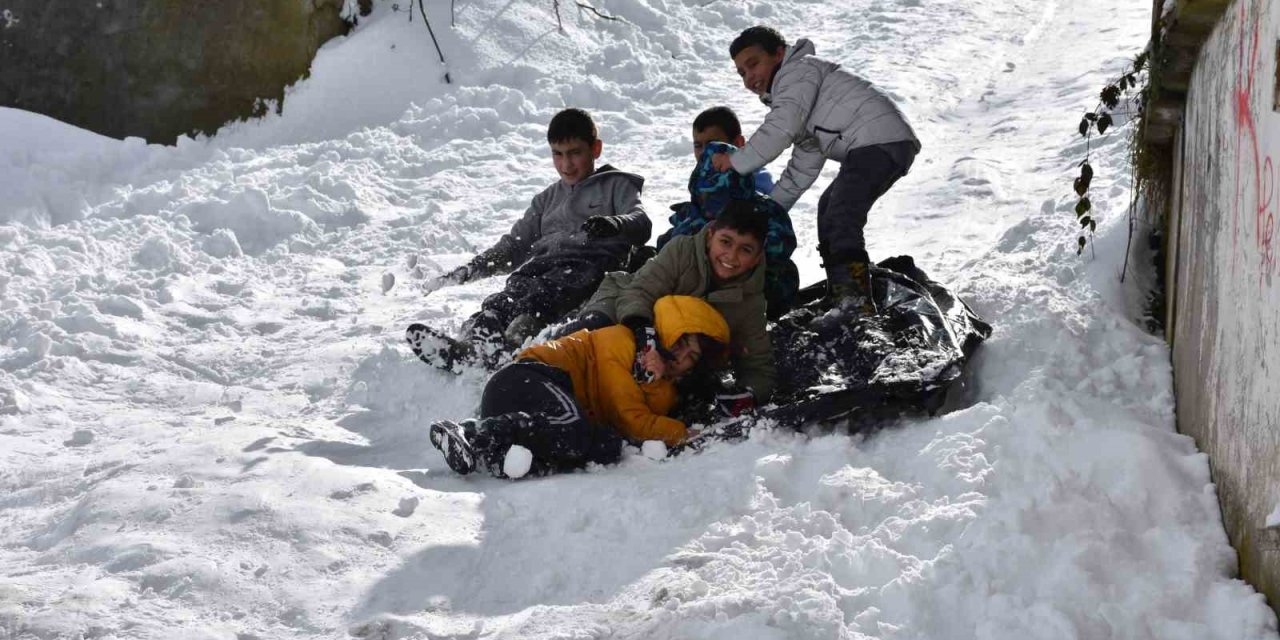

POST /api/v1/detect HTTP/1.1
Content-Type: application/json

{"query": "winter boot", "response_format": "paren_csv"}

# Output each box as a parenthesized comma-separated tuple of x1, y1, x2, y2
(824, 261, 878, 316)
(503, 313, 546, 346)
(461, 312, 511, 371)
(429, 419, 478, 474)
(469, 412, 550, 478)
(406, 323, 476, 372)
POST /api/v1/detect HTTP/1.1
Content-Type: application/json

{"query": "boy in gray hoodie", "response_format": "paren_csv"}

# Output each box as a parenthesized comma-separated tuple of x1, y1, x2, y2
(410, 108, 652, 370)
(711, 26, 920, 316)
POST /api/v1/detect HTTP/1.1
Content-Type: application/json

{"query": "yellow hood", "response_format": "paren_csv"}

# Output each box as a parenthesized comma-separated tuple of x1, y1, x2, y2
(653, 295, 730, 351)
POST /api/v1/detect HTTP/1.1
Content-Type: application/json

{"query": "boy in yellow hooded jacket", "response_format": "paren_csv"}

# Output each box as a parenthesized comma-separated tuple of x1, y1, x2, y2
(429, 295, 730, 478)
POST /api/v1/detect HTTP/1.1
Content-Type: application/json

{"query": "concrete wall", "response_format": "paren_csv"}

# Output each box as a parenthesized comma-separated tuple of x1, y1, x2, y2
(0, 0, 353, 144)
(1170, 0, 1280, 614)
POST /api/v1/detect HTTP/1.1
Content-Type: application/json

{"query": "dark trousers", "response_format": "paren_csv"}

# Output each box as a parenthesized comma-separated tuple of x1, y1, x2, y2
(816, 141, 917, 265)
(477, 361, 623, 474)
(466, 253, 620, 343)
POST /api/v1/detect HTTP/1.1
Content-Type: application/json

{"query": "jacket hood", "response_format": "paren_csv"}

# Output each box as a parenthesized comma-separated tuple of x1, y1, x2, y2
(763, 39, 817, 105)
(653, 295, 730, 351)
(582, 164, 645, 191)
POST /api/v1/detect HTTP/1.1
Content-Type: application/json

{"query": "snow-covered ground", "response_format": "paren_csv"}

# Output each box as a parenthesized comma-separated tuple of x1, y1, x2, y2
(2, 0, 1277, 638)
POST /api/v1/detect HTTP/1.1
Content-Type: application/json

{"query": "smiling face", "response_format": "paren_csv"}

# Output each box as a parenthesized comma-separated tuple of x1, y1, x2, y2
(550, 138, 602, 186)
(732, 44, 786, 97)
(665, 334, 704, 379)
(706, 226, 764, 282)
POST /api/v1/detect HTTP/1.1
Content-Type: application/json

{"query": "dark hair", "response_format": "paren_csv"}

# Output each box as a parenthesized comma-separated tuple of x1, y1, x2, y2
(710, 198, 768, 245)
(692, 106, 742, 140)
(695, 333, 729, 369)
(729, 26, 787, 59)
(546, 108, 598, 145)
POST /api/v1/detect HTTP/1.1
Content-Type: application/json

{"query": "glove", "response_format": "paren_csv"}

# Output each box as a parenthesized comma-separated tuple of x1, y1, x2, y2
(626, 318, 659, 384)
(423, 265, 470, 294)
(581, 215, 622, 239)
(714, 388, 756, 418)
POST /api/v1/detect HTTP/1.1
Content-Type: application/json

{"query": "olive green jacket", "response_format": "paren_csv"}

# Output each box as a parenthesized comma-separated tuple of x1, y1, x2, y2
(581, 227, 776, 400)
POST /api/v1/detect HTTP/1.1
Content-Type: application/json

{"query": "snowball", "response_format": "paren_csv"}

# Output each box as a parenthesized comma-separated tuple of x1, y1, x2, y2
(65, 429, 95, 447)
(504, 445, 533, 479)
(202, 229, 244, 258)
(0, 386, 31, 414)
(393, 496, 419, 517)
(641, 440, 668, 460)
(134, 235, 176, 270)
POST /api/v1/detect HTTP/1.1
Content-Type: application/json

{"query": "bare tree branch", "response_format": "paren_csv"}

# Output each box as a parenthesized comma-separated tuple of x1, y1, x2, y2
(575, 1, 626, 24)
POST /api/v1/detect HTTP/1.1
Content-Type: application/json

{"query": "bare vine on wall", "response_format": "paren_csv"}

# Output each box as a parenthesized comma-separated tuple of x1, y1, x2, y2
(1073, 50, 1149, 255)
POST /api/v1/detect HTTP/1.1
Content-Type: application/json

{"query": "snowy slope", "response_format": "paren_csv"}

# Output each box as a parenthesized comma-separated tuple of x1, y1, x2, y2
(2, 0, 1278, 638)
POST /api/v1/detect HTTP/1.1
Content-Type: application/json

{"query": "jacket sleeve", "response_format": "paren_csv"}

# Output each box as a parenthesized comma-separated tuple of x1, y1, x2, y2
(731, 297, 777, 401)
(613, 239, 684, 324)
(468, 186, 550, 277)
(731, 61, 822, 176)
(606, 177, 651, 246)
(770, 137, 825, 211)
(597, 337, 687, 447)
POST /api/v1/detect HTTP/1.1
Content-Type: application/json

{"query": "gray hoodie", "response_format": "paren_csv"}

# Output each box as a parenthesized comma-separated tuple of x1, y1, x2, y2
(469, 165, 651, 275)
(730, 39, 920, 210)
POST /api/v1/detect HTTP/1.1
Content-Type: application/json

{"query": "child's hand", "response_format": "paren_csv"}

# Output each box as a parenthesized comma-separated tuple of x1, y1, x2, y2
(711, 152, 734, 172)
(422, 265, 470, 295)
(581, 215, 622, 238)
(714, 388, 756, 417)
(639, 347, 669, 381)
(629, 322, 660, 384)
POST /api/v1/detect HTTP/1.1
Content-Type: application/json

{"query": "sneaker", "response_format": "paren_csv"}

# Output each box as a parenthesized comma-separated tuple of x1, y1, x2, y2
(406, 323, 476, 372)
(429, 420, 476, 474)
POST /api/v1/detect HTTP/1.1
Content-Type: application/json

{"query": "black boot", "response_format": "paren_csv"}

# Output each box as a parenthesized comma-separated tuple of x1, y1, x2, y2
(429, 419, 479, 474)
(824, 261, 877, 316)
(470, 412, 546, 478)
(461, 312, 512, 370)
(406, 323, 477, 372)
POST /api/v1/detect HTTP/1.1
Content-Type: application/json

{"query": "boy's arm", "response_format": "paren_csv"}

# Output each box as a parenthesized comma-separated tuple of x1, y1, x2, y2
(601, 178, 652, 245)
(464, 187, 551, 279)
(769, 138, 825, 211)
(613, 241, 682, 325)
(729, 63, 823, 176)
(731, 298, 778, 401)
(598, 341, 688, 447)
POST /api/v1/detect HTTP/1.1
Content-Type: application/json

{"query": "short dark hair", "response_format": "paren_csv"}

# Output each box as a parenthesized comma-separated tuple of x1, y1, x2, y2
(692, 106, 742, 140)
(711, 199, 769, 246)
(547, 108, 598, 145)
(729, 26, 787, 59)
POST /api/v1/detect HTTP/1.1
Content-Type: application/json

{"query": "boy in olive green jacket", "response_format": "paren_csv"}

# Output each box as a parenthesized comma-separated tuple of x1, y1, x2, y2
(575, 199, 775, 414)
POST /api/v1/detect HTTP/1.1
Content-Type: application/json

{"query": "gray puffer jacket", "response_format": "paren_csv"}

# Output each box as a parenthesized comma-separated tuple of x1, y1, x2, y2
(469, 165, 651, 276)
(730, 39, 920, 210)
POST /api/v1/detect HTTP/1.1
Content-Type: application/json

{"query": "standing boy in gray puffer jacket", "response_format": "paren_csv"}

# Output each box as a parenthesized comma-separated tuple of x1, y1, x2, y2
(409, 108, 652, 371)
(711, 26, 921, 316)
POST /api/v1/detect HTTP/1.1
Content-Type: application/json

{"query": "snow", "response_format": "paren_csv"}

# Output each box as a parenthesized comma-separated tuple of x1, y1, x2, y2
(1, 0, 1277, 638)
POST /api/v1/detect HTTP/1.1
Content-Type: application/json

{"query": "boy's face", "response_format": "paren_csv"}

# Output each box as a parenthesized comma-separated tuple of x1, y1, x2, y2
(550, 138, 603, 186)
(666, 334, 703, 379)
(733, 44, 786, 97)
(692, 125, 747, 160)
(706, 226, 764, 282)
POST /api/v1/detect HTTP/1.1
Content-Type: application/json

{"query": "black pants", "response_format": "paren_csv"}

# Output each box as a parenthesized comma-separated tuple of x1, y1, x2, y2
(816, 141, 917, 265)
(477, 361, 623, 474)
(466, 253, 621, 343)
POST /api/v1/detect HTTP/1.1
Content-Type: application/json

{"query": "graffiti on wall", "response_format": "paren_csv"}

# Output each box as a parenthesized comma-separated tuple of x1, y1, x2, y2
(1233, 0, 1276, 285)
